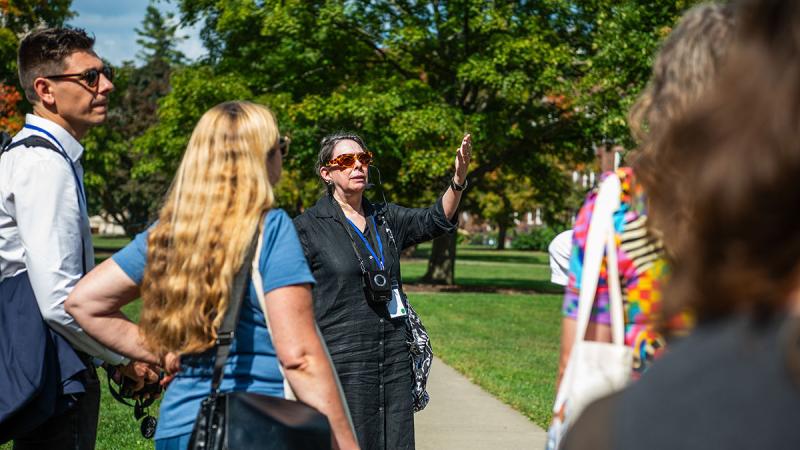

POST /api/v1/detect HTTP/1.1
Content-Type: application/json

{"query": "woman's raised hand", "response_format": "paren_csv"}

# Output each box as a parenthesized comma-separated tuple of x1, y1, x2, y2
(454, 133, 472, 185)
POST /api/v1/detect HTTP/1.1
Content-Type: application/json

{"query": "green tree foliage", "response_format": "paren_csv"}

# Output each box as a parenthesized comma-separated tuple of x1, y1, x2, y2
(136, 3, 187, 65)
(159, 0, 594, 283)
(0, 0, 74, 130)
(568, 0, 701, 148)
(89, 0, 704, 280)
(82, 5, 186, 236)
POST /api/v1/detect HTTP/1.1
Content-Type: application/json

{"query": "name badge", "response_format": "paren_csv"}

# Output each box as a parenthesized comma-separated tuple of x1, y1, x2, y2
(388, 282, 407, 318)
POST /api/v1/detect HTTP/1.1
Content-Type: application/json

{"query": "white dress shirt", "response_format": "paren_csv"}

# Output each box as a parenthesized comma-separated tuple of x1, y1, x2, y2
(0, 114, 127, 365)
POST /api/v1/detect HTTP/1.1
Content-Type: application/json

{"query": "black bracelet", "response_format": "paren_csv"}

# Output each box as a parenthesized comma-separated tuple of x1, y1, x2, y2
(450, 177, 468, 191)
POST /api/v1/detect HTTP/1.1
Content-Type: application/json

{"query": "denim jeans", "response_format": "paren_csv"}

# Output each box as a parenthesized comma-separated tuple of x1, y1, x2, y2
(13, 361, 100, 450)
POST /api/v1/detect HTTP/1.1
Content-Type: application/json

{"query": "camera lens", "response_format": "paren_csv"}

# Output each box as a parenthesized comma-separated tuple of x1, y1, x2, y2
(374, 273, 387, 287)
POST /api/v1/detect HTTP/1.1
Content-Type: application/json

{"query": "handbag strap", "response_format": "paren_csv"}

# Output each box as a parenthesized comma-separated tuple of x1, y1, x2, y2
(210, 226, 261, 394)
(249, 224, 357, 435)
(573, 174, 625, 346)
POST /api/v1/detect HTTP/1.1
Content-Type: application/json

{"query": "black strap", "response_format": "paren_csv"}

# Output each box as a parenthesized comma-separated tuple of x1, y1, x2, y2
(330, 196, 403, 278)
(0, 131, 12, 150)
(330, 195, 370, 275)
(210, 228, 261, 394)
(1, 135, 88, 275)
(2, 135, 61, 155)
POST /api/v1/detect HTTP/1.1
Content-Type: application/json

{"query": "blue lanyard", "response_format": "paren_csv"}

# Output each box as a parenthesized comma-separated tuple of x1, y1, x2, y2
(23, 124, 88, 275)
(346, 216, 385, 270)
(23, 124, 86, 205)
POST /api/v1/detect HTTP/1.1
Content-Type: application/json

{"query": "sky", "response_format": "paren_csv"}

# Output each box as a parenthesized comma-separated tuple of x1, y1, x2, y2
(68, 0, 205, 66)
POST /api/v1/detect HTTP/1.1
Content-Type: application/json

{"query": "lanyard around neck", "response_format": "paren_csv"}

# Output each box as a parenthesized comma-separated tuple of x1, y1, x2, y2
(23, 124, 88, 275)
(23, 124, 86, 205)
(347, 216, 385, 270)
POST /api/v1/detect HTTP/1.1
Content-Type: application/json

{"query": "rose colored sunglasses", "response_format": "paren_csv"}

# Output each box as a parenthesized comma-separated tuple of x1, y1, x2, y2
(327, 151, 373, 168)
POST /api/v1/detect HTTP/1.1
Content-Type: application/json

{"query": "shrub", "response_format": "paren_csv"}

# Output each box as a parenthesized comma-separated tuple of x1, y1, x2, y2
(511, 227, 560, 251)
(467, 231, 498, 246)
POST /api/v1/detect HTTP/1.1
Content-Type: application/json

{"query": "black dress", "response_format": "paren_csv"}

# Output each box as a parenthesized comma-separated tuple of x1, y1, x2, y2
(293, 194, 456, 450)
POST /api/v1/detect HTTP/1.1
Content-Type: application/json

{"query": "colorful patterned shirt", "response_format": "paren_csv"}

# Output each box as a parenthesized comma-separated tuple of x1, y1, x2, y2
(563, 168, 687, 375)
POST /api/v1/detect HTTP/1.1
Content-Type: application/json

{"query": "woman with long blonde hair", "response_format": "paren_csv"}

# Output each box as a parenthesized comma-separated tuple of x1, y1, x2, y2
(66, 101, 359, 450)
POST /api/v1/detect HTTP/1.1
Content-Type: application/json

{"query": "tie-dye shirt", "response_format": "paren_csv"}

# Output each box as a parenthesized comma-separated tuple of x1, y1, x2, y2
(563, 168, 689, 376)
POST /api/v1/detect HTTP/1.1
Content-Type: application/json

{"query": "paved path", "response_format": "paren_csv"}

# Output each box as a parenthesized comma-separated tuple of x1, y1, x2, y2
(415, 357, 547, 449)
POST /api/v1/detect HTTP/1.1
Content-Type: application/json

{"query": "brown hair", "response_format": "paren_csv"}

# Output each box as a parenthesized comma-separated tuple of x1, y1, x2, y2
(630, 3, 736, 247)
(17, 27, 95, 102)
(659, 0, 800, 323)
(316, 132, 368, 194)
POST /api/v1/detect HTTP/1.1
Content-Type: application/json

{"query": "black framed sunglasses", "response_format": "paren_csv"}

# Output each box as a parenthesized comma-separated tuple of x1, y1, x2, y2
(44, 65, 114, 88)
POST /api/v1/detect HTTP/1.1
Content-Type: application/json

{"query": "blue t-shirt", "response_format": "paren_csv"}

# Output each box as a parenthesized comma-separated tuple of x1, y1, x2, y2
(112, 209, 315, 440)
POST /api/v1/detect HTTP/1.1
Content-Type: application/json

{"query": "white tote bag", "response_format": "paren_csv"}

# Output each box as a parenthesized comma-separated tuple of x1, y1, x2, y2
(549, 175, 633, 447)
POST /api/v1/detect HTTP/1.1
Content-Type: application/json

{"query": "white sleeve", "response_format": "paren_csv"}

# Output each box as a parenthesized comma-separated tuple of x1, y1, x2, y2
(548, 230, 574, 286)
(14, 153, 128, 365)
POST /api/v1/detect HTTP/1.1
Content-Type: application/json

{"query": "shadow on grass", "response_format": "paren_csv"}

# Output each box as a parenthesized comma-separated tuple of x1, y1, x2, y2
(411, 246, 549, 266)
(404, 277, 564, 295)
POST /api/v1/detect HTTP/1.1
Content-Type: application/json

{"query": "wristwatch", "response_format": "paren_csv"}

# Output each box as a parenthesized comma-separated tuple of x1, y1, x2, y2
(450, 177, 468, 192)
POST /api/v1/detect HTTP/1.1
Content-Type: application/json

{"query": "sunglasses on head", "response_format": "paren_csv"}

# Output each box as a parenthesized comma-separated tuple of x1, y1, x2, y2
(44, 65, 114, 88)
(327, 151, 373, 168)
(278, 136, 290, 158)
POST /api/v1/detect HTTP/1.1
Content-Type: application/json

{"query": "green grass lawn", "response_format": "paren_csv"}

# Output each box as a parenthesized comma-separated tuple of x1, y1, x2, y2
(401, 244, 562, 428)
(2, 241, 561, 448)
(410, 292, 561, 427)
(403, 244, 561, 293)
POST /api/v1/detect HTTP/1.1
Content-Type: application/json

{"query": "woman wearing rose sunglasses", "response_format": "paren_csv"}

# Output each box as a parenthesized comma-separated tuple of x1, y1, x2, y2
(293, 131, 472, 450)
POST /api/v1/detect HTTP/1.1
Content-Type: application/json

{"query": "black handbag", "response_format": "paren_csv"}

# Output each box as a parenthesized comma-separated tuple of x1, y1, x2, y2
(188, 234, 332, 450)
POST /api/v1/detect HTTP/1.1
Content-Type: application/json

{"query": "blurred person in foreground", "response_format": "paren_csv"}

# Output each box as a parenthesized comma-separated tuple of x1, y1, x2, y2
(66, 101, 358, 450)
(563, 1, 800, 448)
(293, 132, 471, 450)
(555, 2, 737, 395)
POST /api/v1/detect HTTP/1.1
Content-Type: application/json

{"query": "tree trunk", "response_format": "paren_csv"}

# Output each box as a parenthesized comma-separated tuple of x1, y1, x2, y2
(496, 222, 507, 250)
(421, 233, 457, 285)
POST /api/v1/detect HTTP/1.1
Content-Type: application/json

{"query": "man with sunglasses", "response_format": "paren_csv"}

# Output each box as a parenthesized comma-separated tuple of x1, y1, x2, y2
(0, 28, 157, 449)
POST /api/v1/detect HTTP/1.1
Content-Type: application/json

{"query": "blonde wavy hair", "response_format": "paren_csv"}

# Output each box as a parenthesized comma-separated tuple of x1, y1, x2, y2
(139, 101, 280, 358)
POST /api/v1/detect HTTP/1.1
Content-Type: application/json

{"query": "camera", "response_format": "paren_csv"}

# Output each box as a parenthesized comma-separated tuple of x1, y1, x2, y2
(105, 365, 163, 439)
(364, 269, 392, 303)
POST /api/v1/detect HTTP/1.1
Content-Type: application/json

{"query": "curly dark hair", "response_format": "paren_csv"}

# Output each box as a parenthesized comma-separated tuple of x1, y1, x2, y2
(18, 27, 95, 102)
(659, 0, 800, 323)
(630, 3, 736, 255)
(316, 132, 369, 194)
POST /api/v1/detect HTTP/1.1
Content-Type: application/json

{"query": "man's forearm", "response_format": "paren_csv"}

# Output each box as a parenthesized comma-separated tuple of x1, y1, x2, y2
(42, 304, 129, 365)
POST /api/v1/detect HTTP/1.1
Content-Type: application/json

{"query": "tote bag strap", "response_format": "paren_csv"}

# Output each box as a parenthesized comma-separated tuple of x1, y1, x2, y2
(573, 174, 624, 345)
(553, 174, 624, 414)
(249, 221, 356, 432)
(604, 215, 625, 346)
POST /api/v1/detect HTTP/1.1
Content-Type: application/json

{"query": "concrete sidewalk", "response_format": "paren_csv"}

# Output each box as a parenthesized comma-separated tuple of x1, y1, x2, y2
(415, 357, 547, 449)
